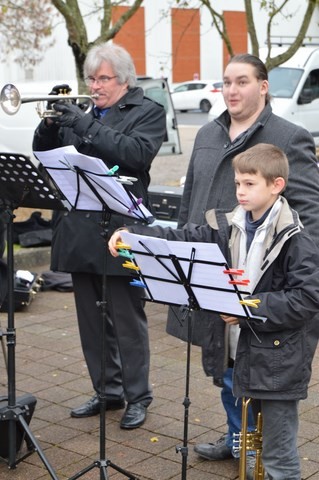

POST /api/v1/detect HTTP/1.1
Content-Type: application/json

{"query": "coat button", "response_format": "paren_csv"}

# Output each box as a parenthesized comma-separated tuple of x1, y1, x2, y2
(274, 340, 280, 346)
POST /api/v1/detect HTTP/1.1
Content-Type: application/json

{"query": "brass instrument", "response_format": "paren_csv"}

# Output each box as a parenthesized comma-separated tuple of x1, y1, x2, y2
(0, 83, 98, 118)
(233, 397, 265, 479)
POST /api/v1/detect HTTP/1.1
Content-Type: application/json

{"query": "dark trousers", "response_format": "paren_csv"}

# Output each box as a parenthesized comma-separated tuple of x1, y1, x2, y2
(72, 272, 152, 406)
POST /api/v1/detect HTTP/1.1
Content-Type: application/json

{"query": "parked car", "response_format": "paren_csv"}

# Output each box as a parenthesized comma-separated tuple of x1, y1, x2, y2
(207, 46, 319, 146)
(171, 79, 223, 113)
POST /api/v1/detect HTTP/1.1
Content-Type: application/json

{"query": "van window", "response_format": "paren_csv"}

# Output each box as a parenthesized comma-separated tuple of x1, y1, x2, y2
(269, 67, 303, 98)
(302, 69, 319, 101)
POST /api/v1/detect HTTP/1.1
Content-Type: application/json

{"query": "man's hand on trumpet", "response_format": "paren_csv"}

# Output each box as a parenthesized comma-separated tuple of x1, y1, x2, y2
(46, 84, 73, 126)
(53, 102, 86, 128)
(108, 229, 129, 257)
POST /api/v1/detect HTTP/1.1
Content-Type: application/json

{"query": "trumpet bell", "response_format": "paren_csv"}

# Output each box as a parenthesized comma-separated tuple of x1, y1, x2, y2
(0, 83, 21, 115)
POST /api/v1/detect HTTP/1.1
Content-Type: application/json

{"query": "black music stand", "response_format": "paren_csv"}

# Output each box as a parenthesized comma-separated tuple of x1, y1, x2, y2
(34, 146, 153, 480)
(115, 231, 264, 480)
(0, 152, 65, 479)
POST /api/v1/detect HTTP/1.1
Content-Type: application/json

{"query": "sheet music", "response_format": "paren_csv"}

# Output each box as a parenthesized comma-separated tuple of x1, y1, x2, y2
(33, 146, 153, 221)
(121, 231, 266, 320)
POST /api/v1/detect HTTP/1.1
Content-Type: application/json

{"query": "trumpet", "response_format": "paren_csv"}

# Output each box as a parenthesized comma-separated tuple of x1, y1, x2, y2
(233, 397, 265, 480)
(0, 83, 98, 118)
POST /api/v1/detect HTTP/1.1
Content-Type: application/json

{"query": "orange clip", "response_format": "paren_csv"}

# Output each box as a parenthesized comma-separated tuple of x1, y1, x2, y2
(228, 279, 250, 286)
(223, 269, 245, 275)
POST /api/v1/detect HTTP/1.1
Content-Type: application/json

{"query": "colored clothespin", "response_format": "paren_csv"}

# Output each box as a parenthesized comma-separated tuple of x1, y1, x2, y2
(107, 165, 119, 176)
(118, 249, 134, 259)
(130, 278, 146, 288)
(239, 299, 261, 308)
(119, 176, 138, 182)
(122, 261, 140, 271)
(223, 269, 245, 275)
(128, 198, 143, 213)
(115, 241, 131, 250)
(116, 175, 138, 185)
(228, 279, 250, 286)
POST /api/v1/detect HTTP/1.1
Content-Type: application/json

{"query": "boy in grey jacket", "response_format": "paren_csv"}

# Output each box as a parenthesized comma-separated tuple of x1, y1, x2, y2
(109, 143, 319, 479)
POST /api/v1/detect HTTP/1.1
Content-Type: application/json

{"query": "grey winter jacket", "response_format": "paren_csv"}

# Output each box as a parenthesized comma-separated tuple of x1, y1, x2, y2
(32, 87, 166, 275)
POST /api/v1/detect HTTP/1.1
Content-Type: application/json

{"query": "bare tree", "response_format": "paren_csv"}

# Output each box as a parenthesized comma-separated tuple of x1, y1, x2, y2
(50, 0, 144, 91)
(0, 0, 57, 69)
(0, 0, 144, 91)
(176, 0, 319, 70)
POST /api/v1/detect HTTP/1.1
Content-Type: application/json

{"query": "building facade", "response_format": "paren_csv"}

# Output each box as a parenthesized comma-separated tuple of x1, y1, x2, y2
(1, 1, 319, 87)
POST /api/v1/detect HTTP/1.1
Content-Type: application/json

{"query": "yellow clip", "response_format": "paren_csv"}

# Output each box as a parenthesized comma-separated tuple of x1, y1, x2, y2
(116, 241, 132, 250)
(122, 261, 140, 271)
(239, 299, 261, 309)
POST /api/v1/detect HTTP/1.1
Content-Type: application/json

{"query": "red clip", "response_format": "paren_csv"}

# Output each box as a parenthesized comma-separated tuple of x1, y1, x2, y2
(228, 279, 250, 286)
(223, 269, 245, 275)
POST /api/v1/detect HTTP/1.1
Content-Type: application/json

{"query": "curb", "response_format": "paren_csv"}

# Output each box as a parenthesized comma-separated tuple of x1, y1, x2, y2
(11, 246, 51, 271)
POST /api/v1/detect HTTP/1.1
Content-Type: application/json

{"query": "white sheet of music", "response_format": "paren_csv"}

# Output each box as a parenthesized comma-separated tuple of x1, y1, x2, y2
(33, 145, 153, 221)
(120, 231, 262, 318)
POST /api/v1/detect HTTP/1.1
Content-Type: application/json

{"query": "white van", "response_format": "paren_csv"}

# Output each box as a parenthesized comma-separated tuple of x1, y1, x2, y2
(208, 46, 319, 145)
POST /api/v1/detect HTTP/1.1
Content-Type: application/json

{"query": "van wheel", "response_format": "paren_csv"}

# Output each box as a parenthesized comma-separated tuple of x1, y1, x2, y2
(200, 99, 212, 113)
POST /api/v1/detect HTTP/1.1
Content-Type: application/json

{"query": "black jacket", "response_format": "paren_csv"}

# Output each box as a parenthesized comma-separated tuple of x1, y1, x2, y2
(33, 87, 166, 275)
(129, 198, 319, 397)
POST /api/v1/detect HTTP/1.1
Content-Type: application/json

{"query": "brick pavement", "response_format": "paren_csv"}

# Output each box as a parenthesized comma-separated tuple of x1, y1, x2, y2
(1, 124, 319, 479)
(0, 259, 319, 480)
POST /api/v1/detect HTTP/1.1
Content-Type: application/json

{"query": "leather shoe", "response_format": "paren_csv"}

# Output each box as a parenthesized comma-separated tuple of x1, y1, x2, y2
(120, 402, 147, 429)
(71, 393, 125, 418)
(194, 434, 233, 460)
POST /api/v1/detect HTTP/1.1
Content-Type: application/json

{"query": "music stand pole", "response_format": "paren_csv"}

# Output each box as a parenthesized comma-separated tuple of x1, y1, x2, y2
(69, 211, 138, 480)
(175, 301, 196, 480)
(1, 202, 59, 479)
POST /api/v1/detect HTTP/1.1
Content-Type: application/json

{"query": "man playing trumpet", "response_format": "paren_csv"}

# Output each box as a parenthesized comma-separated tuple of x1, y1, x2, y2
(33, 42, 166, 429)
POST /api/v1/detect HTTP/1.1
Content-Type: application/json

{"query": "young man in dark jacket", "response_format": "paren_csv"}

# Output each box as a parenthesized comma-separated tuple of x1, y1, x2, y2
(109, 143, 319, 479)
(166, 53, 319, 479)
(33, 43, 166, 429)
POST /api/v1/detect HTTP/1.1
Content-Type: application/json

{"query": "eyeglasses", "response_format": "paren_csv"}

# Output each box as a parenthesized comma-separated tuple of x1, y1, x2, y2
(85, 75, 117, 86)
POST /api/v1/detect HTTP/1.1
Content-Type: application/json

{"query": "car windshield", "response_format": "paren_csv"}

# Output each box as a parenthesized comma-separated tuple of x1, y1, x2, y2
(268, 67, 303, 98)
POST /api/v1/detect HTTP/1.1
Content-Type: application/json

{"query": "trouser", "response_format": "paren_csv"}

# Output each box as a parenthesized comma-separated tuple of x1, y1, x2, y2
(254, 399, 300, 480)
(221, 367, 255, 457)
(72, 272, 153, 406)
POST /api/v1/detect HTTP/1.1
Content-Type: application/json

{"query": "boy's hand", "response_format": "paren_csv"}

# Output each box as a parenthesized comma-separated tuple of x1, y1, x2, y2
(220, 314, 239, 325)
(108, 229, 128, 257)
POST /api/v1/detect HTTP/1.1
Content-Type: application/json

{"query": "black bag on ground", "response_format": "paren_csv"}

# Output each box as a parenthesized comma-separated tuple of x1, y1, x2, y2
(18, 229, 52, 247)
(40, 270, 73, 292)
(0, 394, 37, 458)
(13, 211, 52, 246)
(0, 269, 42, 312)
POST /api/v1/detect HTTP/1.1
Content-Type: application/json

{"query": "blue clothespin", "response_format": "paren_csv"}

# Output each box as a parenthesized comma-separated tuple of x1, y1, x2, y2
(130, 278, 146, 288)
(118, 249, 134, 259)
(107, 165, 119, 176)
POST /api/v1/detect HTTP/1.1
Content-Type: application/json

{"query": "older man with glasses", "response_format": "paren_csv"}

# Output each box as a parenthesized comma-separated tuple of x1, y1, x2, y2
(33, 42, 166, 429)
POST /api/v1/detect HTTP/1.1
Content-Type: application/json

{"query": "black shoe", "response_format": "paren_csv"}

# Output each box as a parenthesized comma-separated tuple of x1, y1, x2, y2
(120, 402, 147, 429)
(194, 434, 233, 460)
(71, 393, 125, 418)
